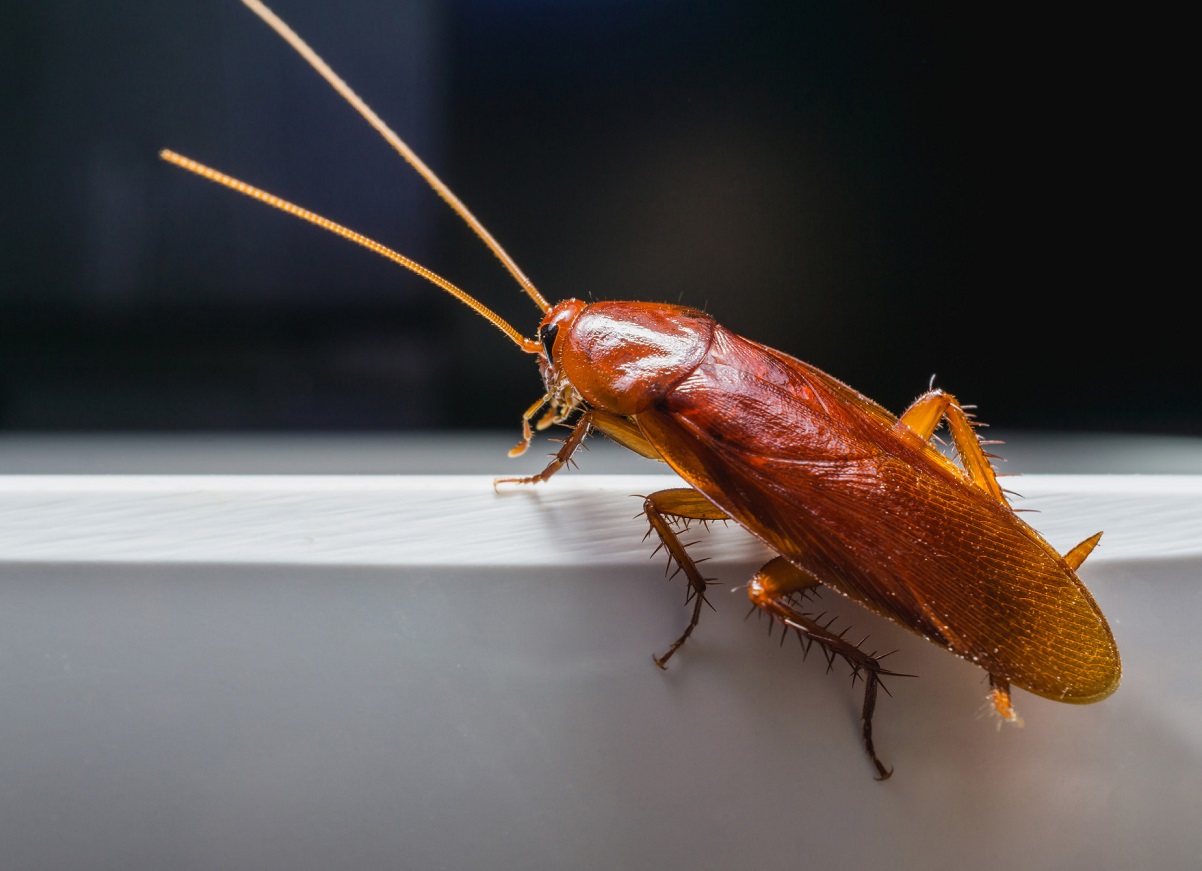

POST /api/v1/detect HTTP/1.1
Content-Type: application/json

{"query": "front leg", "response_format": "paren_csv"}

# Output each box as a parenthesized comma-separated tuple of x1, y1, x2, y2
(495, 410, 596, 486)
(497, 409, 664, 486)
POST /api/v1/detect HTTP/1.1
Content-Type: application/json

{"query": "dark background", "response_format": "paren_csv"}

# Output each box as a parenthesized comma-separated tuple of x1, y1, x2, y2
(2, 1, 1190, 434)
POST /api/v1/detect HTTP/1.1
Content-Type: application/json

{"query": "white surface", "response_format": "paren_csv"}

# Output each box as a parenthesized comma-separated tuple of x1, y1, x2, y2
(0, 464, 1198, 869)
(2, 473, 1200, 566)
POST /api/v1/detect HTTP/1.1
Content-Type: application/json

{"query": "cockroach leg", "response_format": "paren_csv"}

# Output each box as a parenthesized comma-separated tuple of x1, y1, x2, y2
(495, 410, 594, 486)
(748, 557, 895, 780)
(501, 407, 662, 485)
(988, 674, 1020, 723)
(643, 488, 729, 669)
(895, 389, 1006, 503)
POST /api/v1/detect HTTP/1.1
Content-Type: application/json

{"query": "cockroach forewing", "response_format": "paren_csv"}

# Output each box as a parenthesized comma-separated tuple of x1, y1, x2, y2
(633, 323, 1120, 703)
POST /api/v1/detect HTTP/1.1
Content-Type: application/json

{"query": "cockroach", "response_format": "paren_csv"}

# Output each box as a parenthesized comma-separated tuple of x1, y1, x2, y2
(162, 0, 1121, 778)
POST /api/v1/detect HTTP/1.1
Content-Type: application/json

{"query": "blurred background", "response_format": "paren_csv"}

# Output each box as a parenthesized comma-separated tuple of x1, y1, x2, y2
(1, 1, 1189, 435)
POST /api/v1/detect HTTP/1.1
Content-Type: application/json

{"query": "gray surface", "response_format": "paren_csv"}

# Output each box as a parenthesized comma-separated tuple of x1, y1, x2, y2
(1, 432, 1198, 868)
(3, 430, 1202, 474)
(0, 557, 1194, 870)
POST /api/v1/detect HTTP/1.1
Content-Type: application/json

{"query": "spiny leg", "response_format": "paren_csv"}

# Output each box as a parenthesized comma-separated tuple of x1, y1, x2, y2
(895, 388, 1006, 502)
(502, 412, 715, 666)
(643, 488, 730, 669)
(495, 410, 596, 486)
(499, 408, 663, 486)
(748, 557, 896, 780)
(899, 390, 1105, 721)
(988, 674, 1019, 723)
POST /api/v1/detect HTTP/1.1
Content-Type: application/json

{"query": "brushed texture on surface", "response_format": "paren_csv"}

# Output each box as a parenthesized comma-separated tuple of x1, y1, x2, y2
(1, 473, 1198, 566)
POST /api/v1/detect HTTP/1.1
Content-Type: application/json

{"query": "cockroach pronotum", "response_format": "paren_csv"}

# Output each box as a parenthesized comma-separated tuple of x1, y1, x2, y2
(162, 0, 1120, 778)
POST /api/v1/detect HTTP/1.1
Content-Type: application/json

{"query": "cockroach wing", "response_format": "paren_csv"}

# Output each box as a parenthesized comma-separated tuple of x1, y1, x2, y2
(633, 324, 1120, 703)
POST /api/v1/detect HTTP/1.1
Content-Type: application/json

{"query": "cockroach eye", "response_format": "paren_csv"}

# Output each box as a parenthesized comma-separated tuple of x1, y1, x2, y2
(540, 323, 559, 360)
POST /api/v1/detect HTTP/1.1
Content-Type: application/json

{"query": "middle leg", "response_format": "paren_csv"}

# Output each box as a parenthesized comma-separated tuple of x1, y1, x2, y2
(643, 488, 730, 669)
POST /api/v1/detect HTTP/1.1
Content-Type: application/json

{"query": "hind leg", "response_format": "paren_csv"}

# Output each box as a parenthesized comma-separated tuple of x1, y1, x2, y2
(748, 556, 897, 780)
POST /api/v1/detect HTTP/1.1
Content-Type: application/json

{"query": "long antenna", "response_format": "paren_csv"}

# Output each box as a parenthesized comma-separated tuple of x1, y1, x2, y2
(241, 0, 550, 313)
(160, 149, 541, 354)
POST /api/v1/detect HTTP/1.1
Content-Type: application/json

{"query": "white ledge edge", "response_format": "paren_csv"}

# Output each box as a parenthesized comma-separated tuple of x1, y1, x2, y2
(0, 474, 1198, 567)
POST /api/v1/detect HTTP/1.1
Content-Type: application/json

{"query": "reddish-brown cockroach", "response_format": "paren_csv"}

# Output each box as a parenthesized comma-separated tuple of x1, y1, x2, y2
(162, 0, 1121, 778)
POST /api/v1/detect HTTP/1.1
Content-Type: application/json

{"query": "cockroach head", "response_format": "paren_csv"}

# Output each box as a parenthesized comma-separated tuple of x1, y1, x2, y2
(536, 299, 587, 374)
